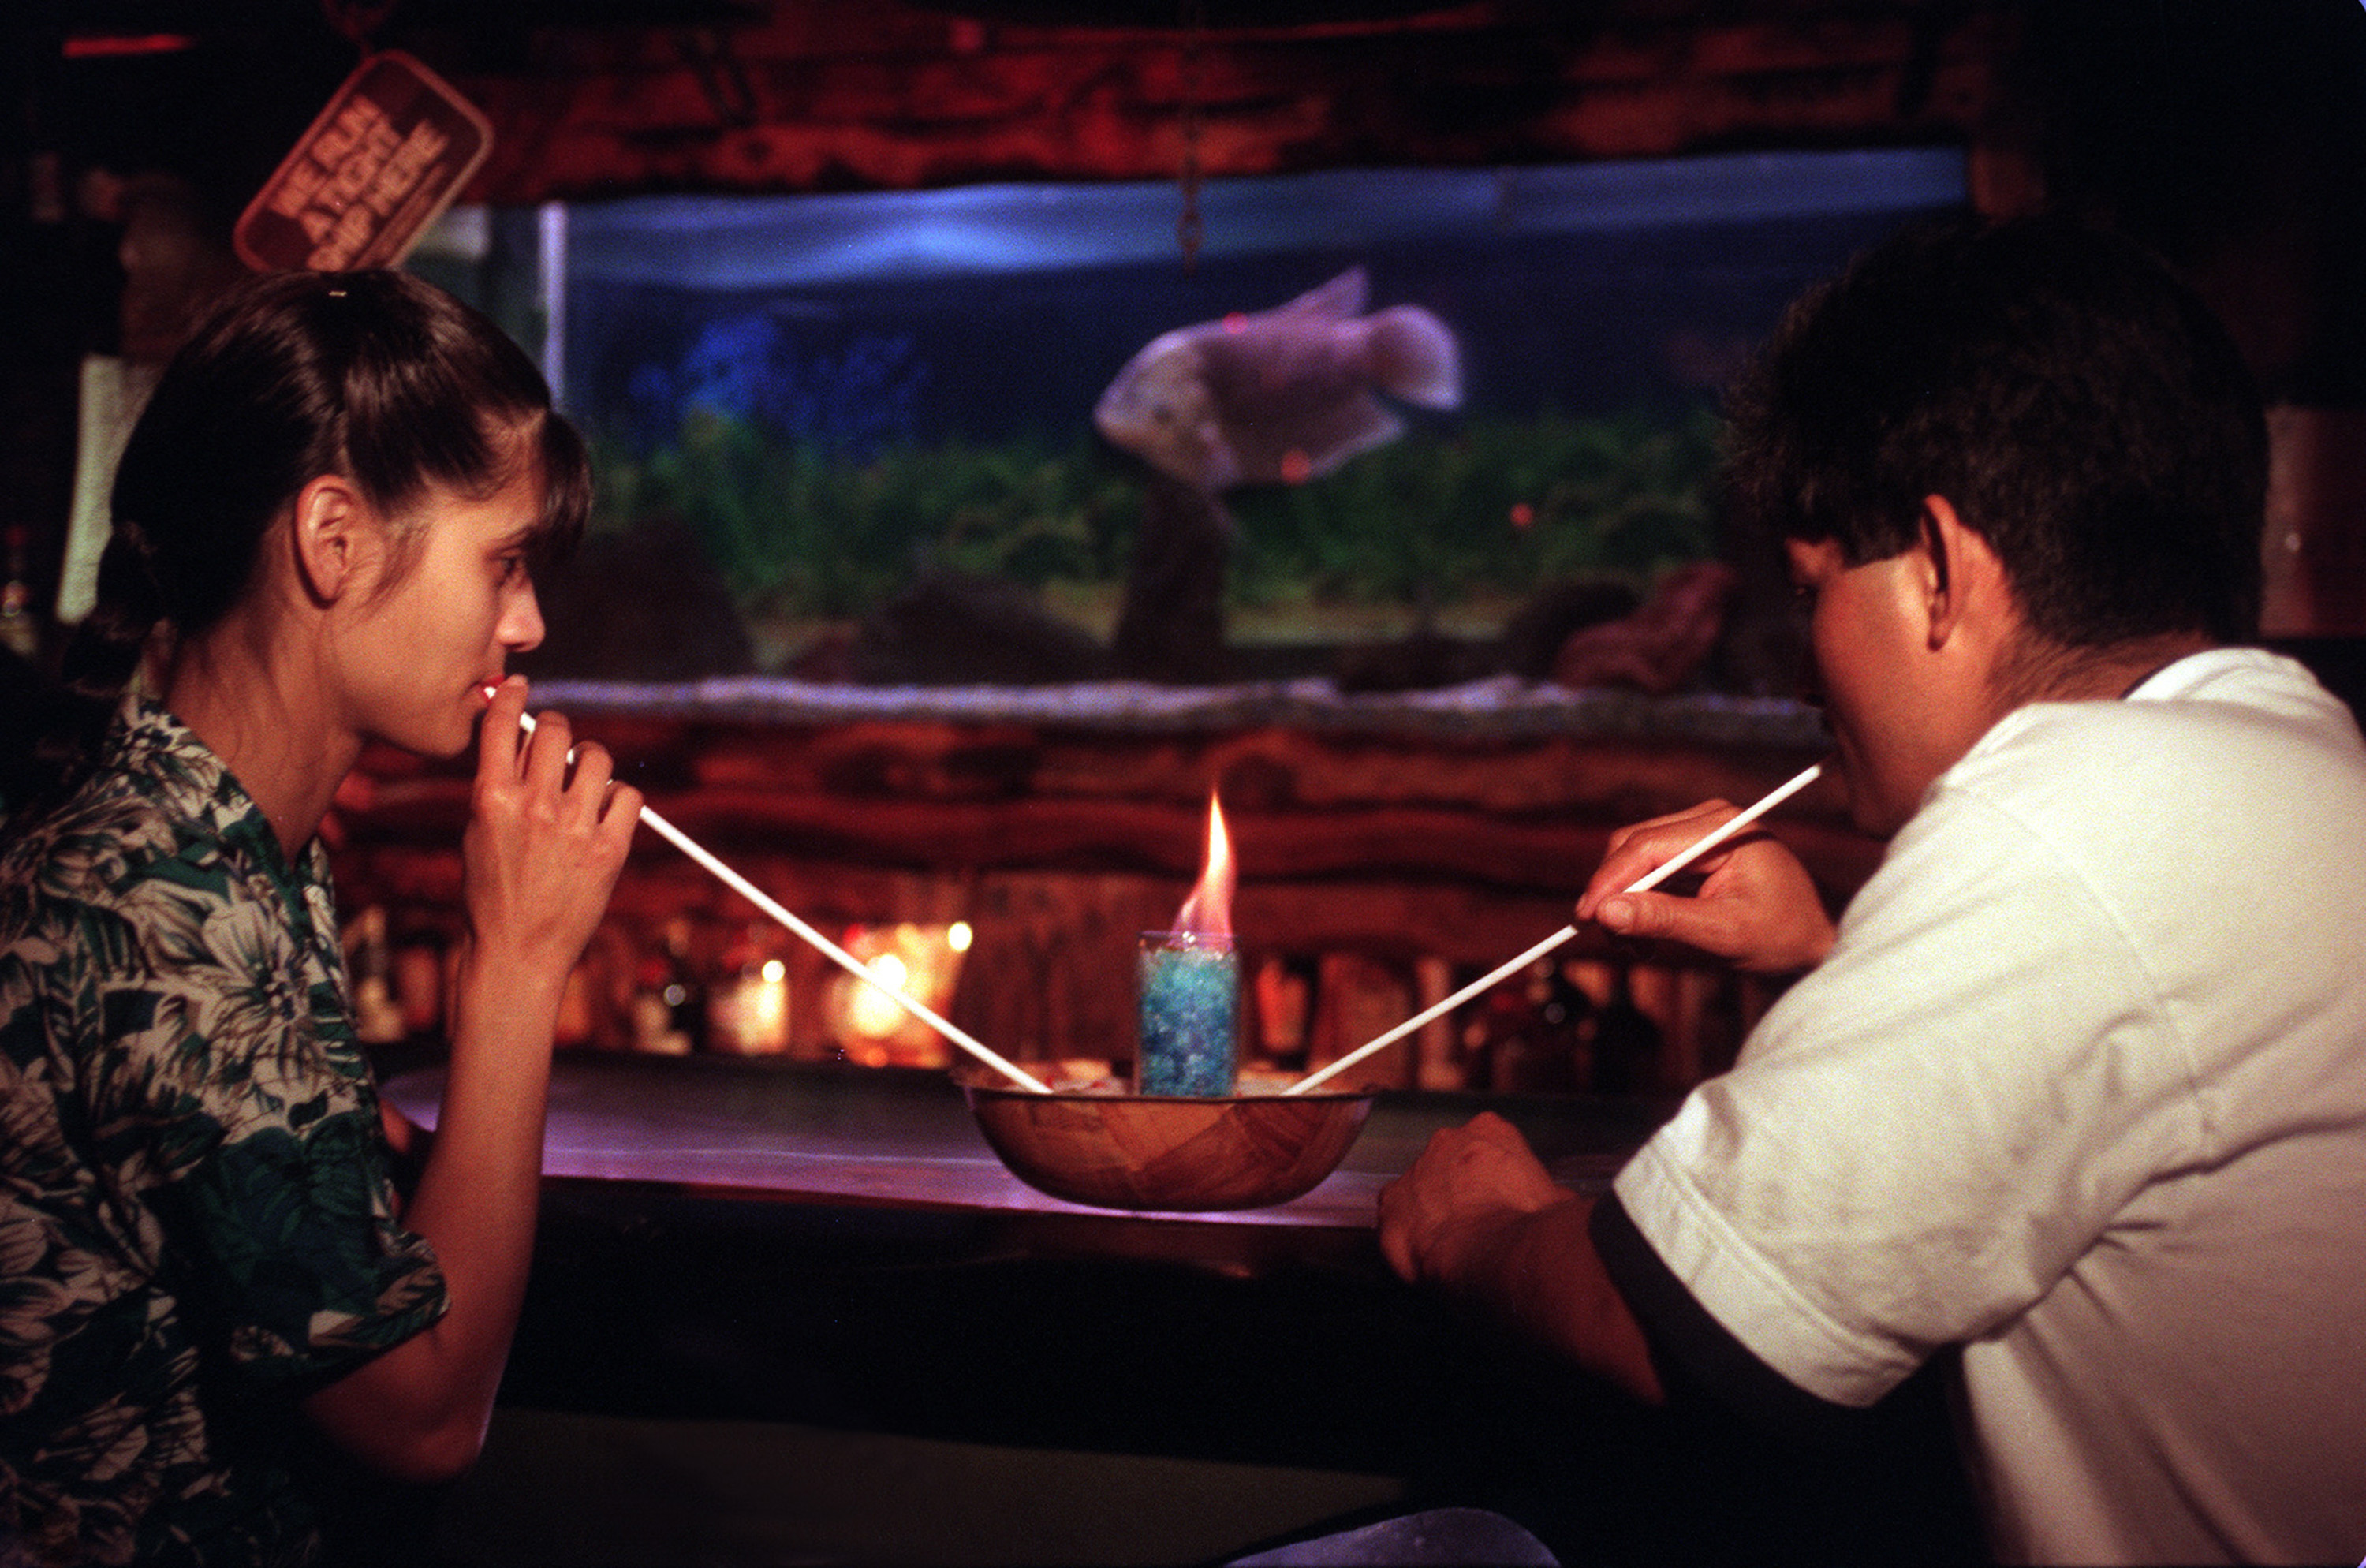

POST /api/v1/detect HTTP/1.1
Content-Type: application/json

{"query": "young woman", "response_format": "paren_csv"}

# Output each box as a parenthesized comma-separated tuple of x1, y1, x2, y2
(0, 268, 641, 1566)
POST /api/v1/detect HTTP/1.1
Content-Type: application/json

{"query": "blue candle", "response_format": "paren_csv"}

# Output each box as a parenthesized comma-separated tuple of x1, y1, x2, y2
(1136, 931, 1238, 1096)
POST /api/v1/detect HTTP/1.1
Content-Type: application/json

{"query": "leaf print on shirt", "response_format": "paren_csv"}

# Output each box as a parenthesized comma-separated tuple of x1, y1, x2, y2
(2, 696, 449, 1566)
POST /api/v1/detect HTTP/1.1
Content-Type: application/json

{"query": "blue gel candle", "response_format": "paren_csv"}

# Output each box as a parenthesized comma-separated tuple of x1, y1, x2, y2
(1136, 931, 1238, 1096)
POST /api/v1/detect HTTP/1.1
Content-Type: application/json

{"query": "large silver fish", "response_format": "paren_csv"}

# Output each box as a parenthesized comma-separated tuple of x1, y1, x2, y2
(1093, 267, 1461, 491)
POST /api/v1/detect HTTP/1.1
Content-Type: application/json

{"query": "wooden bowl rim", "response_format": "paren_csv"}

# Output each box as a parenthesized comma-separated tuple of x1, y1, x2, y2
(957, 1067, 1379, 1210)
(961, 1082, 1377, 1106)
(954, 1062, 1379, 1105)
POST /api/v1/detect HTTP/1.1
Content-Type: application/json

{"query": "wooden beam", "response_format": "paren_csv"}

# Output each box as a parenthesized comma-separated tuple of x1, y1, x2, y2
(434, 0, 2011, 201)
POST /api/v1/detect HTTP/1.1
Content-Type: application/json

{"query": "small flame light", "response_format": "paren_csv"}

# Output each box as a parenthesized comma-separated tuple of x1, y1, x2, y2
(1137, 794, 1239, 1096)
(828, 923, 966, 1068)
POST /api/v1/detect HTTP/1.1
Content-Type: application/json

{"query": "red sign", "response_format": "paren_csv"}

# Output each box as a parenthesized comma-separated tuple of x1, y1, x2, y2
(234, 51, 491, 273)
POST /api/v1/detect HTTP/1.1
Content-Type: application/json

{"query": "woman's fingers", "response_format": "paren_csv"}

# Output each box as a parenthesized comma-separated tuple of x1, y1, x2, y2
(476, 676, 530, 785)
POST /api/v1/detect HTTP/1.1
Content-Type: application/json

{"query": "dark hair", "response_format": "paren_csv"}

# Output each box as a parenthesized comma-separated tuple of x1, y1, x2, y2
(35, 268, 588, 805)
(1722, 212, 2267, 648)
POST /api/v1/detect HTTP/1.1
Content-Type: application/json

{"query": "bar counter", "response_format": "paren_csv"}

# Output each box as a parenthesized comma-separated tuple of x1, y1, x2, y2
(381, 1052, 1660, 1229)
(379, 1055, 1980, 1567)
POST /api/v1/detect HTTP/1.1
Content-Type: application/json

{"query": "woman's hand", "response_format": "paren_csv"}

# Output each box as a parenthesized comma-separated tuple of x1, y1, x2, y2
(308, 678, 644, 1484)
(1575, 798, 1835, 975)
(460, 678, 640, 990)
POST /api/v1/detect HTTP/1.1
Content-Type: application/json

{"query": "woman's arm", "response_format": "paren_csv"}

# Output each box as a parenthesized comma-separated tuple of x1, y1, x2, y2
(303, 680, 639, 1482)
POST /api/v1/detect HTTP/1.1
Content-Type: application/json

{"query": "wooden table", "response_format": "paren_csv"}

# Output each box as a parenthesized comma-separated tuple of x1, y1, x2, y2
(379, 1055, 1978, 1567)
(382, 1053, 1677, 1320)
(381, 1052, 1658, 1228)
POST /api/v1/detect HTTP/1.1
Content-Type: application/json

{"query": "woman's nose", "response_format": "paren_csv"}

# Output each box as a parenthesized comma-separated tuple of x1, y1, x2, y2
(501, 579, 546, 654)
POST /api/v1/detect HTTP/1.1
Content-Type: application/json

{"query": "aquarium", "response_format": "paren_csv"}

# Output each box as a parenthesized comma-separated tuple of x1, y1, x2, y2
(412, 147, 1965, 691)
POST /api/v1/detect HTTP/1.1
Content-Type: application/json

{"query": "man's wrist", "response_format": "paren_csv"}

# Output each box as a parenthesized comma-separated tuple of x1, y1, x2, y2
(1432, 1196, 1577, 1301)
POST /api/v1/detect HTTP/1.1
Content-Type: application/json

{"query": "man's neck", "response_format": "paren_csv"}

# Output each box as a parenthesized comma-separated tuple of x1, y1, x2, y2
(1989, 632, 2220, 711)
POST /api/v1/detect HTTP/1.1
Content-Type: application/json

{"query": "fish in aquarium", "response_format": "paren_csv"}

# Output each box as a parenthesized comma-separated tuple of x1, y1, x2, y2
(1092, 266, 1461, 491)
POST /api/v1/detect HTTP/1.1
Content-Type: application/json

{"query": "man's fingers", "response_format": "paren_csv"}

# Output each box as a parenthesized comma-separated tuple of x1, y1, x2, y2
(1580, 803, 1737, 918)
(1595, 890, 1684, 940)
(601, 781, 646, 834)
(521, 711, 573, 793)
(558, 741, 614, 818)
(1464, 1110, 1531, 1153)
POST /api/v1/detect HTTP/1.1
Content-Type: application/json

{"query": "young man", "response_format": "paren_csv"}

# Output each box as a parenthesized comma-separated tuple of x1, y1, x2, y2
(1379, 215, 2366, 1566)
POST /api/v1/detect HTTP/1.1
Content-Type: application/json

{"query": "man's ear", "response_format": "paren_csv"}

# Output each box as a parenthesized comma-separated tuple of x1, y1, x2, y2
(1915, 494, 2006, 650)
(289, 474, 367, 606)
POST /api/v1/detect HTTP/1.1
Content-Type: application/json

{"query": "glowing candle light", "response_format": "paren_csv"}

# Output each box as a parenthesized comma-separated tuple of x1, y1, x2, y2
(499, 696, 1051, 1092)
(1137, 794, 1240, 1096)
(849, 952, 910, 1040)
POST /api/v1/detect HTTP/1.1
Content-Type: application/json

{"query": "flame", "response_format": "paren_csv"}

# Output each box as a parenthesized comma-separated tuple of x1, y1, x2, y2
(1172, 793, 1234, 939)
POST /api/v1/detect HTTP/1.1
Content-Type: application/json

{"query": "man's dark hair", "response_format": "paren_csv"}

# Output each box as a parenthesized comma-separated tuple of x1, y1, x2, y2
(1722, 212, 2268, 647)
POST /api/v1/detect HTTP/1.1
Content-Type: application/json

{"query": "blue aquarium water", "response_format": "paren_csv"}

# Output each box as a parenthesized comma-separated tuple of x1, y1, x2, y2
(418, 147, 1965, 685)
(555, 149, 1965, 454)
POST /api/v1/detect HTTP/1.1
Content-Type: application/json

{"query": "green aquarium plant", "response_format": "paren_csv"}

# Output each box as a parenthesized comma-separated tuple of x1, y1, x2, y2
(589, 403, 1722, 659)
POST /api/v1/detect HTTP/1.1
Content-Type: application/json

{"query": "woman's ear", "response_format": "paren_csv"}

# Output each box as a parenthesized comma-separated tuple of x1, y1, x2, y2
(289, 475, 367, 606)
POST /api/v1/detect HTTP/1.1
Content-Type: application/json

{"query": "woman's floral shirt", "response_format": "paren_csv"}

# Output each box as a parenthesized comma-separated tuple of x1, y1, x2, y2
(0, 700, 448, 1566)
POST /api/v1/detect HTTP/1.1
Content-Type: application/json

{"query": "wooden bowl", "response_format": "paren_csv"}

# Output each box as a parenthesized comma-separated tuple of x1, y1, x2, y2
(958, 1063, 1375, 1211)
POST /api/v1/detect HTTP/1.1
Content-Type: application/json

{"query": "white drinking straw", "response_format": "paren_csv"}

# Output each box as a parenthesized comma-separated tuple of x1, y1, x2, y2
(1284, 760, 1827, 1096)
(514, 707, 1053, 1094)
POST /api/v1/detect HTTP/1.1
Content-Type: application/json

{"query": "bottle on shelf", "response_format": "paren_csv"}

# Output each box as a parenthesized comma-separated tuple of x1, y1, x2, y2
(706, 923, 791, 1055)
(1, 525, 39, 660)
(345, 905, 408, 1047)
(627, 917, 706, 1055)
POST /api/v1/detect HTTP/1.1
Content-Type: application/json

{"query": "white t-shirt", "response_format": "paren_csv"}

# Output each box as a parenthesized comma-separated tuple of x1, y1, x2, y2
(1615, 648, 2366, 1566)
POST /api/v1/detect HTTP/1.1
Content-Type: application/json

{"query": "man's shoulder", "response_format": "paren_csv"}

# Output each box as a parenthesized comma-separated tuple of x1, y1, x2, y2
(1982, 648, 2360, 775)
(2123, 645, 2357, 725)
(1919, 648, 2366, 890)
(1, 773, 263, 1035)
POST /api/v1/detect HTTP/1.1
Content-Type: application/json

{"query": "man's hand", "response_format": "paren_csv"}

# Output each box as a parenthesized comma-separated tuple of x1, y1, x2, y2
(310, 677, 646, 1486)
(1377, 1113, 1663, 1404)
(1576, 798, 1835, 975)
(1379, 1112, 1569, 1288)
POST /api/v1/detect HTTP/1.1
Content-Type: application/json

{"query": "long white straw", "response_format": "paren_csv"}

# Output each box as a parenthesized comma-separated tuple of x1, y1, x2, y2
(1284, 760, 1826, 1096)
(516, 707, 1053, 1095)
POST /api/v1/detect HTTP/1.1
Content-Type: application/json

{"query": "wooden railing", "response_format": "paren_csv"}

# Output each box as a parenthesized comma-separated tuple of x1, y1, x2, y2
(328, 679, 1875, 1095)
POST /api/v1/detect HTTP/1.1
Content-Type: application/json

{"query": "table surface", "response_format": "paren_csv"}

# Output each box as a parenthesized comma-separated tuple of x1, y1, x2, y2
(382, 1052, 1668, 1230)
(379, 1052, 1982, 1564)
(385, 1051, 1679, 1488)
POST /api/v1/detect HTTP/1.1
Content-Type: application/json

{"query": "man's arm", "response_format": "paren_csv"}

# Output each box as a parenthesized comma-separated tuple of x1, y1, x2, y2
(1377, 1111, 1663, 1404)
(1379, 790, 1834, 1404)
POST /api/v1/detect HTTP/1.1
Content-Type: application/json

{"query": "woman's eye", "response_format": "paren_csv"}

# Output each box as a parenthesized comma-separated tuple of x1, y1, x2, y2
(496, 555, 528, 586)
